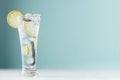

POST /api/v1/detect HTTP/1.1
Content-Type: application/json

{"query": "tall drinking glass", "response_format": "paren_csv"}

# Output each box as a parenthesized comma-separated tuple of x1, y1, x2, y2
(17, 14, 41, 77)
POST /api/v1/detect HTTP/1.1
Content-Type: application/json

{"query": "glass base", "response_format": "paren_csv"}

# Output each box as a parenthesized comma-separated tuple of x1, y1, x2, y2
(21, 69, 39, 77)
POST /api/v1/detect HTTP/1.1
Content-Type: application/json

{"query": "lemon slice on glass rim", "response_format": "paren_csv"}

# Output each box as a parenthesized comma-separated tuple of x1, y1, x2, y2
(7, 10, 24, 29)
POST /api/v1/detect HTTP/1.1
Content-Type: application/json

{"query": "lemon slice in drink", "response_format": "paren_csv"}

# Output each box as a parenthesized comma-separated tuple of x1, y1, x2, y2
(24, 44, 30, 56)
(24, 22, 36, 36)
(7, 10, 23, 29)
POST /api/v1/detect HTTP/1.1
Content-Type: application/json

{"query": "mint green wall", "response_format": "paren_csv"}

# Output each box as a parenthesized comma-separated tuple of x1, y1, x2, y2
(1, 0, 120, 69)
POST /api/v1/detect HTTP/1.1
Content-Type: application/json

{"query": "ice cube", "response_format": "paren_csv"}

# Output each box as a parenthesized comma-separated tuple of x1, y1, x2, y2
(24, 39, 29, 44)
(24, 13, 32, 19)
(26, 57, 34, 64)
(33, 14, 41, 26)
(29, 37, 35, 41)
(23, 13, 33, 22)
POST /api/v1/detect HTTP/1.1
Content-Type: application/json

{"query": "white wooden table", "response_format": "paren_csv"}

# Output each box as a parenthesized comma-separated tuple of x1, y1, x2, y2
(0, 69, 120, 80)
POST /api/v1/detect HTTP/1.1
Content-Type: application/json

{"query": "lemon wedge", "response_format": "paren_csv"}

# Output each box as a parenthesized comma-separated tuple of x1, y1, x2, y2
(7, 10, 23, 29)
(24, 22, 36, 36)
(24, 44, 30, 55)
